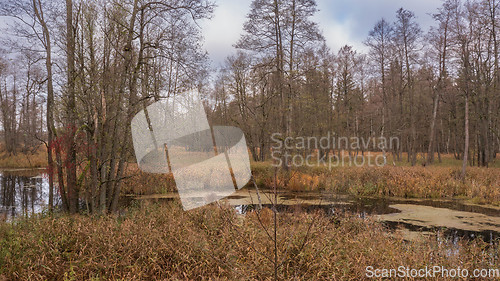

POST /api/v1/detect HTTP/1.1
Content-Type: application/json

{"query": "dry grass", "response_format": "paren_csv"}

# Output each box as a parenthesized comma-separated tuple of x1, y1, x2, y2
(120, 158, 500, 204)
(0, 202, 497, 280)
(102, 155, 500, 206)
(389, 153, 500, 168)
(326, 166, 500, 203)
(0, 147, 47, 169)
(120, 165, 176, 195)
(251, 162, 500, 205)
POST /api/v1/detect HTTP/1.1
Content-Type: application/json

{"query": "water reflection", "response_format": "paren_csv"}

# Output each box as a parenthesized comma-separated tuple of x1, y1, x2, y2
(0, 170, 51, 221)
(132, 188, 500, 243)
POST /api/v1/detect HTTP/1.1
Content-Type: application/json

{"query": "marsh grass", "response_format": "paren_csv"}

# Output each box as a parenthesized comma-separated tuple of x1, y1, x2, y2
(0, 202, 497, 280)
(120, 165, 176, 195)
(250, 160, 500, 205)
(91, 154, 500, 206)
(0, 147, 47, 169)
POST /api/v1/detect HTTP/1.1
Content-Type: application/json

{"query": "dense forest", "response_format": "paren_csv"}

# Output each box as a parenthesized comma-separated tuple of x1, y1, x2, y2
(0, 0, 499, 214)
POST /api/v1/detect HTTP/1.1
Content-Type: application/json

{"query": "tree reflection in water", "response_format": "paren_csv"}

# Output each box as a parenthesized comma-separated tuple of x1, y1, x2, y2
(0, 170, 50, 221)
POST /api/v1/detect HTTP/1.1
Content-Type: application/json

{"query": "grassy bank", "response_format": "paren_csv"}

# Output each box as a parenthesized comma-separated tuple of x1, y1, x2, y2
(0, 147, 47, 169)
(0, 202, 497, 280)
(119, 160, 500, 205)
(251, 161, 500, 205)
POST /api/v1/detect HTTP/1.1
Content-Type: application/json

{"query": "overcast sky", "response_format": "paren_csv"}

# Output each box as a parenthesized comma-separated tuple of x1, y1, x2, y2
(200, 0, 443, 67)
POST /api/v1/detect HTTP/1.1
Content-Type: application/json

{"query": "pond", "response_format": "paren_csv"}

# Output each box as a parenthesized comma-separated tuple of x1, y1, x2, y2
(0, 169, 52, 221)
(1, 170, 499, 244)
(134, 188, 500, 243)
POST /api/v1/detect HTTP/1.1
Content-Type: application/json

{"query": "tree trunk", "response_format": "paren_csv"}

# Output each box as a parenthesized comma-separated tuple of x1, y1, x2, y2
(66, 0, 78, 214)
(427, 90, 440, 164)
(32, 0, 55, 212)
(461, 95, 469, 181)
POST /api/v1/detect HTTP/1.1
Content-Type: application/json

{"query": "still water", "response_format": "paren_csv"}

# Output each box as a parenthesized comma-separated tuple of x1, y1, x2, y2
(134, 188, 500, 242)
(1, 170, 499, 243)
(0, 169, 51, 221)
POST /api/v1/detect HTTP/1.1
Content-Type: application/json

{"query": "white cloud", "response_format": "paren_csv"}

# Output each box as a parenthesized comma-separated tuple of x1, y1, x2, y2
(200, 0, 444, 66)
(200, 0, 250, 67)
(313, 9, 368, 54)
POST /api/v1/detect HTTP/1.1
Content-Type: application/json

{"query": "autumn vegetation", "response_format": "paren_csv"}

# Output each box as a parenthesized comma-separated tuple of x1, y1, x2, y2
(0, 145, 46, 168)
(1, 202, 498, 280)
(117, 158, 500, 204)
(0, 0, 499, 279)
(0, 0, 497, 211)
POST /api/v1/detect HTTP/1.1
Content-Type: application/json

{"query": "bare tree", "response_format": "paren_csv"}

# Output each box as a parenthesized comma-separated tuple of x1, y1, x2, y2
(426, 0, 455, 165)
(365, 18, 393, 149)
(236, 0, 323, 169)
(393, 8, 421, 166)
